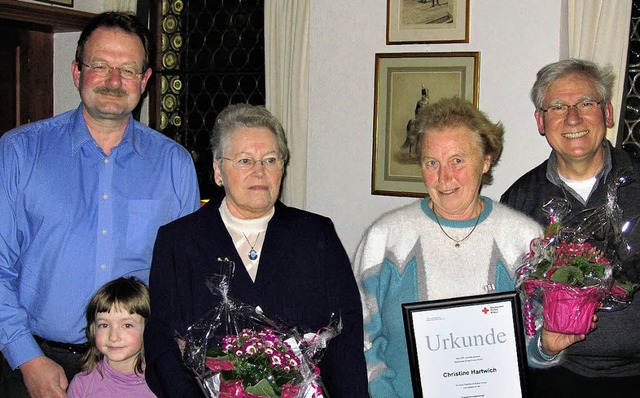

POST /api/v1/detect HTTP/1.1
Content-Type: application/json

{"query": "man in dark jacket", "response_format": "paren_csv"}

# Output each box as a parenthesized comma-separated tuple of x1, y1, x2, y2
(501, 58, 640, 397)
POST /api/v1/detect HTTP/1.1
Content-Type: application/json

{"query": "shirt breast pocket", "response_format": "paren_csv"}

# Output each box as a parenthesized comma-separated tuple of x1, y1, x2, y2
(126, 199, 171, 256)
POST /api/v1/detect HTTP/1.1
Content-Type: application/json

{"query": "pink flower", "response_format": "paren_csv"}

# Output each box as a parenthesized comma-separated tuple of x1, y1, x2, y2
(243, 343, 257, 355)
(270, 353, 282, 366)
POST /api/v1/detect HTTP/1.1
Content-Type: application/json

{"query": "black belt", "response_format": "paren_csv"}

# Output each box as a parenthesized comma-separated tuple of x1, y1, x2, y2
(34, 336, 89, 355)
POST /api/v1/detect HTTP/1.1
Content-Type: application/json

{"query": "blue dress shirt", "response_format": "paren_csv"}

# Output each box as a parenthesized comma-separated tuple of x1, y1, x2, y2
(0, 105, 200, 369)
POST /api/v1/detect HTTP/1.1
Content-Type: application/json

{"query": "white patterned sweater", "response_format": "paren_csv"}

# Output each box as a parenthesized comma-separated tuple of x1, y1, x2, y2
(352, 197, 542, 397)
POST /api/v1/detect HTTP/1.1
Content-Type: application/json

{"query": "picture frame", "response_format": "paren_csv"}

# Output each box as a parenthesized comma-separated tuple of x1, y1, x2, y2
(34, 0, 74, 7)
(387, 0, 470, 44)
(371, 52, 479, 197)
(402, 292, 528, 398)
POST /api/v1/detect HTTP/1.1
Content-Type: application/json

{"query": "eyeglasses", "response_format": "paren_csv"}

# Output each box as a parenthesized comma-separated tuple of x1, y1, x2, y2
(220, 155, 284, 171)
(540, 100, 603, 117)
(80, 62, 144, 80)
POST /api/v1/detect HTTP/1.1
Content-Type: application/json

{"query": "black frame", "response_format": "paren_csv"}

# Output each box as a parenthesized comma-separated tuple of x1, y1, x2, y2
(34, 0, 74, 7)
(402, 291, 528, 398)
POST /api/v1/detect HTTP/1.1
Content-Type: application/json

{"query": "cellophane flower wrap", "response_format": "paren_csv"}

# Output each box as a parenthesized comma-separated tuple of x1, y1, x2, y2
(516, 173, 639, 336)
(183, 258, 339, 398)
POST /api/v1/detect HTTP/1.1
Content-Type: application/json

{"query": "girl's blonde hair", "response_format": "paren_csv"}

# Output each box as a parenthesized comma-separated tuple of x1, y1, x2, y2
(81, 277, 150, 375)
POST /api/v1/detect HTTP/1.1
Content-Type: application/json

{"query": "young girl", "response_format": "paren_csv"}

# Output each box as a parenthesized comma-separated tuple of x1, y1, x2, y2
(67, 277, 156, 397)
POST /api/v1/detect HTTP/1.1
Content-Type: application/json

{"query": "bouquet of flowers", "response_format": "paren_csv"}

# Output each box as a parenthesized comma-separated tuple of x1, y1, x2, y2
(517, 173, 638, 335)
(183, 258, 338, 398)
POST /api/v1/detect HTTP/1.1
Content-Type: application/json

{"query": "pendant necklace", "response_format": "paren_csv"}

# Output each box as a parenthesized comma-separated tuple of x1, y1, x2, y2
(243, 232, 260, 260)
(432, 207, 481, 248)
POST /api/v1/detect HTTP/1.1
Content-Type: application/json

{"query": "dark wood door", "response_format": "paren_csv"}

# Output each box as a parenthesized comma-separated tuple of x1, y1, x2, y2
(0, 27, 18, 137)
(0, 25, 54, 138)
(0, 0, 95, 138)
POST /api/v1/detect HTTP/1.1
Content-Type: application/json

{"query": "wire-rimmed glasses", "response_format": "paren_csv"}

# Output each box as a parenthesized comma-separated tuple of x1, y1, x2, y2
(220, 155, 284, 171)
(80, 62, 144, 80)
(540, 100, 603, 118)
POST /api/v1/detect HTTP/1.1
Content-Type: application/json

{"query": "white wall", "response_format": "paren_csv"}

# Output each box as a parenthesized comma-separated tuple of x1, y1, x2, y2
(54, 33, 81, 115)
(307, 0, 564, 258)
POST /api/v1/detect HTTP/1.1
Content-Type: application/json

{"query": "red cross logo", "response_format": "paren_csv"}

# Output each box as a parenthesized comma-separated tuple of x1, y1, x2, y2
(482, 307, 489, 314)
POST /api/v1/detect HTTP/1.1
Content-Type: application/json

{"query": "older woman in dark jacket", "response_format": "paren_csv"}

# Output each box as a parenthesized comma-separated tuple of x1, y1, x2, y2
(144, 104, 368, 397)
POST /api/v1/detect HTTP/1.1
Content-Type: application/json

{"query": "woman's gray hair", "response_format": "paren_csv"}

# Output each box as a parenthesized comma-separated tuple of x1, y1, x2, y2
(412, 97, 504, 187)
(530, 58, 615, 110)
(210, 103, 290, 166)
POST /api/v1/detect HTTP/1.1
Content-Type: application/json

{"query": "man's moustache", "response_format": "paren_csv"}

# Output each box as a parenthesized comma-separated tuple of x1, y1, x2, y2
(94, 87, 127, 97)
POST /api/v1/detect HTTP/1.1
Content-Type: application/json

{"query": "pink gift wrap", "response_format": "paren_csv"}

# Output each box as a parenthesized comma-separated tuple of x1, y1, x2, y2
(542, 284, 604, 334)
(218, 380, 322, 398)
(219, 380, 265, 398)
(281, 383, 323, 398)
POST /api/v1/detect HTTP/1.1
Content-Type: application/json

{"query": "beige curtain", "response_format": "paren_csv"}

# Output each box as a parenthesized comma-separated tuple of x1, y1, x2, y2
(568, 0, 632, 143)
(103, 0, 137, 13)
(264, 0, 310, 209)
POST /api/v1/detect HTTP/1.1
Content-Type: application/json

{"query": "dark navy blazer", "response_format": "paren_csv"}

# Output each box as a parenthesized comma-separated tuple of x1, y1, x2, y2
(144, 193, 369, 397)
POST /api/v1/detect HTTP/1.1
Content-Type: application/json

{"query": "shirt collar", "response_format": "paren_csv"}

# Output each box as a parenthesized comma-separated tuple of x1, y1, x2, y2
(69, 104, 141, 157)
(70, 105, 93, 154)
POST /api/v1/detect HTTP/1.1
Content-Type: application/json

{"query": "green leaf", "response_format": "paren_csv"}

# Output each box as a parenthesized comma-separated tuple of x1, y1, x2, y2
(531, 260, 552, 278)
(245, 379, 278, 397)
(615, 279, 640, 292)
(550, 266, 584, 285)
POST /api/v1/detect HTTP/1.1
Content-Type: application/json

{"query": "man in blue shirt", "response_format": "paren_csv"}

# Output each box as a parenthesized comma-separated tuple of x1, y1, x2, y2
(0, 12, 200, 397)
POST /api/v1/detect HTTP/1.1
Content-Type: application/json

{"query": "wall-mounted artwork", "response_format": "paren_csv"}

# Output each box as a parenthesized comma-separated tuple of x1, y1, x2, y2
(387, 0, 470, 44)
(371, 52, 479, 197)
(35, 0, 74, 7)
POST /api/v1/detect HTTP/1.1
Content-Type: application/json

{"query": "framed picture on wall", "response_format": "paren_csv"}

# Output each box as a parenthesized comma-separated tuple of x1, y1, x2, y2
(35, 0, 74, 7)
(371, 52, 479, 197)
(387, 0, 470, 44)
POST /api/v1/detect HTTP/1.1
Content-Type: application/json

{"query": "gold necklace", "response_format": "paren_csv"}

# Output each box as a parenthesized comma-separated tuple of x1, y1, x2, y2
(432, 206, 481, 248)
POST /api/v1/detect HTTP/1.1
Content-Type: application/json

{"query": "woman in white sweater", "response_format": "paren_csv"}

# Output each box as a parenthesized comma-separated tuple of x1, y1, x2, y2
(354, 97, 542, 398)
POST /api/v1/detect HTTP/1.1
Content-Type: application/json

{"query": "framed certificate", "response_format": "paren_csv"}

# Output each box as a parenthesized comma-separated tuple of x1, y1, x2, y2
(402, 291, 528, 397)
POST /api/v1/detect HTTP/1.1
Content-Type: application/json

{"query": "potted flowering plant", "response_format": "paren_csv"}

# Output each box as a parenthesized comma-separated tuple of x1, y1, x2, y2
(517, 188, 638, 337)
(521, 239, 612, 334)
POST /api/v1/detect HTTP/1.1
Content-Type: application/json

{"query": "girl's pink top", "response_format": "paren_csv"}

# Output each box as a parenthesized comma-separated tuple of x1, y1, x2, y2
(67, 358, 156, 398)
